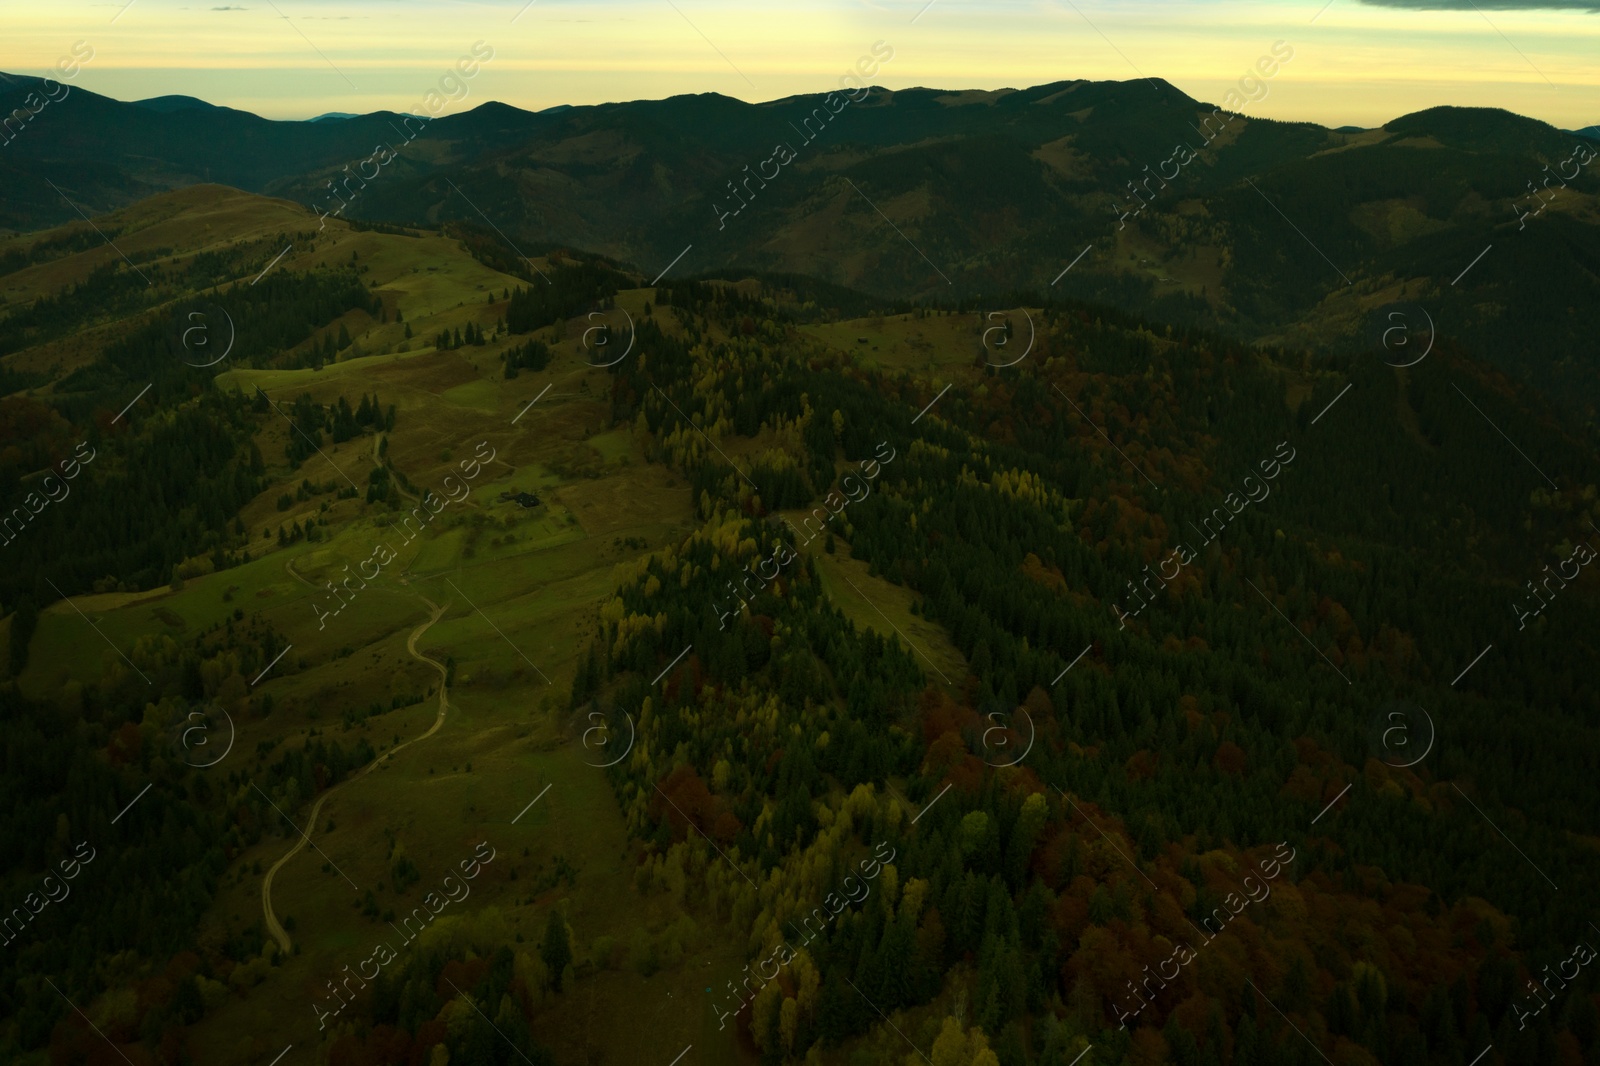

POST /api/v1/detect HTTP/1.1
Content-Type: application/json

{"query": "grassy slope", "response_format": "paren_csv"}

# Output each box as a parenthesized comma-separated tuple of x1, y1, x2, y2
(8, 188, 977, 1065)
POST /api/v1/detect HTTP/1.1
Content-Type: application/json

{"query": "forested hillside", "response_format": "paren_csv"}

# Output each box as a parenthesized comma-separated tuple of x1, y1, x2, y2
(543, 281, 1600, 1064)
(0, 183, 1595, 1066)
(5, 75, 1599, 414)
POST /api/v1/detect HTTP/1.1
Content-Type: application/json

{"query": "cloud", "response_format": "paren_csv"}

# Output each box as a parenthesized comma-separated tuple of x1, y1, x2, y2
(1356, 0, 1599, 9)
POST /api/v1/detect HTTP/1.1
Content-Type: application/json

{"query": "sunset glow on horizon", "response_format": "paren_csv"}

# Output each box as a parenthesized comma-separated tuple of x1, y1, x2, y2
(2, 0, 1596, 130)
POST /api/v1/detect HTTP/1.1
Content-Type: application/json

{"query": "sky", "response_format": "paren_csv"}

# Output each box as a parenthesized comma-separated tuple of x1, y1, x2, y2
(2, 0, 1596, 130)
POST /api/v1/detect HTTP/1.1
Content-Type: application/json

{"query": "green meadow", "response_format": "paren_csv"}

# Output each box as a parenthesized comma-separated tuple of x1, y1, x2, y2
(5, 188, 986, 1066)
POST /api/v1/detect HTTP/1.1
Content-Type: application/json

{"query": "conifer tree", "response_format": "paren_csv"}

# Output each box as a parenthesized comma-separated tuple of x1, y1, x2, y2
(540, 911, 572, 991)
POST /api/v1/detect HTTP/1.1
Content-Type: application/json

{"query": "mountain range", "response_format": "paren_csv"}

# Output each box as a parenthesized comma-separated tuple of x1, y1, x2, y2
(5, 59, 1600, 1066)
(3, 73, 1599, 416)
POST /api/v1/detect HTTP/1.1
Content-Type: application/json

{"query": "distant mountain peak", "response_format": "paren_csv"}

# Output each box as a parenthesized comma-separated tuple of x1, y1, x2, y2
(1383, 104, 1575, 154)
(130, 95, 224, 114)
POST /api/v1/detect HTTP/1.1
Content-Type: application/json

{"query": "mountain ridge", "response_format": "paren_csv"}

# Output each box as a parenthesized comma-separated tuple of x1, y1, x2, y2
(4, 75, 1598, 416)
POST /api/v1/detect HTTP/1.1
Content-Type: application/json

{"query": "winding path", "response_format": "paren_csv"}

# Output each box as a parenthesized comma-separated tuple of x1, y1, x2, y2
(283, 556, 315, 588)
(260, 595, 451, 954)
